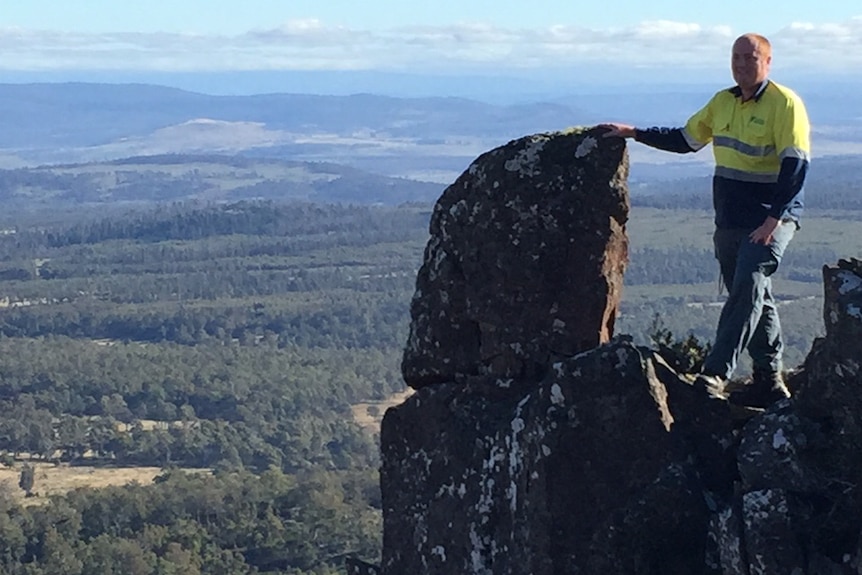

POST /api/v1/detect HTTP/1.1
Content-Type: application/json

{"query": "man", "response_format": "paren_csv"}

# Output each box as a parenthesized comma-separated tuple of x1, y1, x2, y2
(603, 33, 811, 407)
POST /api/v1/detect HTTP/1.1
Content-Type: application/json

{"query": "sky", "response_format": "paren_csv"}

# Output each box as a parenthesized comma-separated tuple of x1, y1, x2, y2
(1, 1, 861, 89)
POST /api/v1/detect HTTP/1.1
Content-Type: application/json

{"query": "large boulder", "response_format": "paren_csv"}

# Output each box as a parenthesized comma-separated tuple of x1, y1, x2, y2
(402, 128, 629, 388)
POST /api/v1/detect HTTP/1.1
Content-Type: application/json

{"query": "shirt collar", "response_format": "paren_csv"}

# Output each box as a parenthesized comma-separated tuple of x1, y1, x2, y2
(729, 80, 769, 102)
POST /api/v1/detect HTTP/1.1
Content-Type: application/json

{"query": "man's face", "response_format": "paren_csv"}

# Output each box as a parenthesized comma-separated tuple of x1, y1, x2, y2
(731, 37, 771, 90)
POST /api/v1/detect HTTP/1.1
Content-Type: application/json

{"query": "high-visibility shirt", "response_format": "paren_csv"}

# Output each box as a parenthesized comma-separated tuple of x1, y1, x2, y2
(682, 80, 810, 229)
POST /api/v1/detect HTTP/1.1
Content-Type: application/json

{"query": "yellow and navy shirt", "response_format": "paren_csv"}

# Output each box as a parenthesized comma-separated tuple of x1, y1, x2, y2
(635, 80, 810, 230)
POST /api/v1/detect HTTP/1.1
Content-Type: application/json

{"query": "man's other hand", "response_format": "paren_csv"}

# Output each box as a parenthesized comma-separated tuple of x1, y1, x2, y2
(599, 123, 636, 139)
(749, 216, 781, 245)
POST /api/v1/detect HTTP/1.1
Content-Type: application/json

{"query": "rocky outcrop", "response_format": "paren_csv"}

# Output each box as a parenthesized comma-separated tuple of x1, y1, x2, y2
(401, 128, 629, 388)
(379, 126, 862, 574)
(382, 339, 740, 574)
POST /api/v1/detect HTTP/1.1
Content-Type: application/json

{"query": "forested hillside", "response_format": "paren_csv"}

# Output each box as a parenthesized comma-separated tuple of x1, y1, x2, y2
(0, 155, 443, 206)
(0, 202, 426, 471)
(0, 201, 425, 574)
(0, 186, 859, 573)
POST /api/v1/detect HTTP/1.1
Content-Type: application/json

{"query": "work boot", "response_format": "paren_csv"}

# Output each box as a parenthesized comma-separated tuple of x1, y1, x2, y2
(728, 370, 791, 408)
(689, 373, 729, 400)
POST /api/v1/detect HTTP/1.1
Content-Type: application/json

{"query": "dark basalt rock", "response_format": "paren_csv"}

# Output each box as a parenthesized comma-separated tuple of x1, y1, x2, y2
(383, 334, 754, 574)
(402, 127, 629, 389)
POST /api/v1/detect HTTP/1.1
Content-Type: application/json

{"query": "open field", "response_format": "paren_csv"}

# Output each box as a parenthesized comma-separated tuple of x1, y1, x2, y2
(351, 389, 415, 433)
(0, 385, 396, 508)
(0, 463, 182, 505)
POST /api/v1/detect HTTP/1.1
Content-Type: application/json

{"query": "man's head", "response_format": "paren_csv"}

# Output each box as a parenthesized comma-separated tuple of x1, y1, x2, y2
(731, 34, 772, 93)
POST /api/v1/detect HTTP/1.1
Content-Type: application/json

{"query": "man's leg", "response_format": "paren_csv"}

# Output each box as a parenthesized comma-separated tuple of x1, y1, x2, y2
(702, 228, 746, 378)
(703, 223, 795, 379)
(747, 280, 783, 374)
(713, 228, 746, 293)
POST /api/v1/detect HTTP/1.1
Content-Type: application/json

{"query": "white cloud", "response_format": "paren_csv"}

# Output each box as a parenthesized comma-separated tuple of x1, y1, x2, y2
(1, 18, 860, 75)
(774, 18, 862, 70)
(631, 20, 708, 37)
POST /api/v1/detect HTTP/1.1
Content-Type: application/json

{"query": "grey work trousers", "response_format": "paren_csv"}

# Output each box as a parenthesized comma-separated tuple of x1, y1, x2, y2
(702, 222, 796, 379)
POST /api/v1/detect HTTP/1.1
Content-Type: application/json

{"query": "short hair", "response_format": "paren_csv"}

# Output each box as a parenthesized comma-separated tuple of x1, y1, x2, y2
(738, 33, 772, 58)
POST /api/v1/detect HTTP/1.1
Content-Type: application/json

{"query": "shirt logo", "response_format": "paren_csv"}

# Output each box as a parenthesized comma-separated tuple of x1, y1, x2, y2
(749, 116, 766, 126)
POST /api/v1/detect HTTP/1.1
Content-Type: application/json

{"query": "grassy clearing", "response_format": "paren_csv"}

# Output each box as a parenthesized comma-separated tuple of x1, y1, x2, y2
(351, 389, 415, 433)
(0, 463, 183, 506)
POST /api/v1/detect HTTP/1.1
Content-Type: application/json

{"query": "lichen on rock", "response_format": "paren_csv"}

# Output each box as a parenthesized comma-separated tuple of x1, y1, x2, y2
(402, 127, 629, 389)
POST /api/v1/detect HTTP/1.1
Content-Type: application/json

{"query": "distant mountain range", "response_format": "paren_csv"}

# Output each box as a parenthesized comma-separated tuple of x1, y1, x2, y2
(0, 81, 859, 198)
(0, 83, 585, 170)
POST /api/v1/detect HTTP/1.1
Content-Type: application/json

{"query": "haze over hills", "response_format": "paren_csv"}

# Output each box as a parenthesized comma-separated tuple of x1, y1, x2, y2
(0, 83, 583, 182)
(1, 80, 860, 196)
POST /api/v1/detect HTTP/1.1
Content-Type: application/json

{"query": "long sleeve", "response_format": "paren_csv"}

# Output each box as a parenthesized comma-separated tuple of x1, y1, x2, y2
(768, 156, 808, 220)
(633, 127, 697, 153)
(769, 88, 810, 220)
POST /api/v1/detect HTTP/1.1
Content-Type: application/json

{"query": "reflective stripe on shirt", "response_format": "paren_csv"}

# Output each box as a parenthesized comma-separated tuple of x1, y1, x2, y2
(779, 146, 810, 161)
(682, 129, 708, 151)
(713, 136, 776, 158)
(714, 166, 779, 183)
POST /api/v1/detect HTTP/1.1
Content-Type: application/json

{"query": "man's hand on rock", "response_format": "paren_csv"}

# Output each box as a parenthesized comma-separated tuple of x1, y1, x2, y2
(599, 123, 636, 139)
